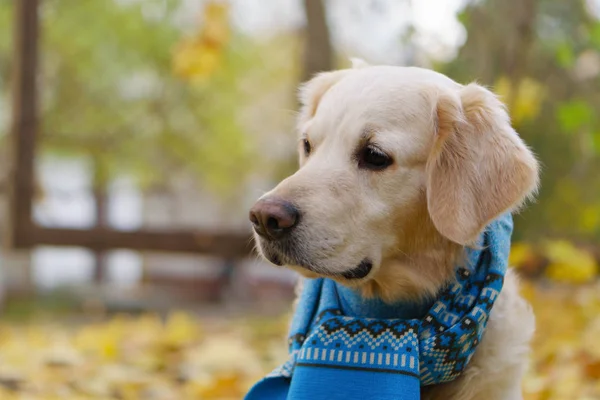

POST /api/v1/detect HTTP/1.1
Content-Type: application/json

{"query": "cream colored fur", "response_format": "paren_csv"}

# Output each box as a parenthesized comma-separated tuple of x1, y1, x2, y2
(254, 61, 539, 399)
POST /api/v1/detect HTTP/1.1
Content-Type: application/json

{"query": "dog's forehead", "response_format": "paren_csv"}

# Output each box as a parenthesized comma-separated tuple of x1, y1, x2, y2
(306, 67, 458, 144)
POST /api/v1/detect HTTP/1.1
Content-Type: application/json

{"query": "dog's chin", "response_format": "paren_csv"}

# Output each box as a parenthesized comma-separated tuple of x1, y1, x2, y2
(261, 249, 284, 266)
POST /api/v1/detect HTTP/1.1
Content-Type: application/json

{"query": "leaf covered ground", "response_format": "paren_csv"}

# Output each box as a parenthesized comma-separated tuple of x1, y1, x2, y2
(0, 280, 598, 399)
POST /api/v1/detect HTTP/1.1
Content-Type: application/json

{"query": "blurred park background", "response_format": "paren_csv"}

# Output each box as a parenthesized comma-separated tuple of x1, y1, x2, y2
(0, 0, 600, 399)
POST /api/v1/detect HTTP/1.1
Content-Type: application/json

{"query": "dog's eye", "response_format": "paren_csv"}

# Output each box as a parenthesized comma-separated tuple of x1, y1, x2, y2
(359, 145, 392, 170)
(303, 139, 311, 156)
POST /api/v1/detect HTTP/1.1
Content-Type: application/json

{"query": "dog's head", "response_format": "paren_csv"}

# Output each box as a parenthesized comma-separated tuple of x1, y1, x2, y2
(250, 61, 539, 301)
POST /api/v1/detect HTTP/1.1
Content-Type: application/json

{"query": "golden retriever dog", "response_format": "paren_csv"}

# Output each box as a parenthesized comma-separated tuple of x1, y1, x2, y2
(249, 60, 539, 400)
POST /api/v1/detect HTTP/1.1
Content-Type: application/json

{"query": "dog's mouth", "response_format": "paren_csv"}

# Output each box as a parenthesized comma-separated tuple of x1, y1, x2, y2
(262, 245, 373, 280)
(339, 259, 373, 279)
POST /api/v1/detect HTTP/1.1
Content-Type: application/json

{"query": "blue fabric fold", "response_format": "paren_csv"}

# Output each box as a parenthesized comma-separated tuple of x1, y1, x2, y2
(246, 214, 513, 400)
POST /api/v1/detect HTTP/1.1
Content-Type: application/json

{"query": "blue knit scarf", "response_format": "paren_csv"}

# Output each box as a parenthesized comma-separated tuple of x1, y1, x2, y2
(246, 214, 513, 400)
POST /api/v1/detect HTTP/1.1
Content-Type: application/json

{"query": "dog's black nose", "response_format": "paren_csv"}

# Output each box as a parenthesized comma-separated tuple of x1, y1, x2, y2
(249, 198, 299, 239)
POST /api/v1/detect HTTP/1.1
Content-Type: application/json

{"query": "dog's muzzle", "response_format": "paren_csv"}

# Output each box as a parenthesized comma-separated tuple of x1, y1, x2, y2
(250, 197, 373, 280)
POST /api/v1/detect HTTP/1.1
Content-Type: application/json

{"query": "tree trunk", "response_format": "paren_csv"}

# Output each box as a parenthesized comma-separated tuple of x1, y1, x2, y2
(302, 0, 333, 81)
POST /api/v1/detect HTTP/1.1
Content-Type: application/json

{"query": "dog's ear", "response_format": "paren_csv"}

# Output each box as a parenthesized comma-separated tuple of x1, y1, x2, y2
(426, 83, 540, 245)
(298, 70, 349, 121)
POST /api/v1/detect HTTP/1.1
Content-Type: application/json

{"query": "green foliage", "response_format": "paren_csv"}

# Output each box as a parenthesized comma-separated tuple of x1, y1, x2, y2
(554, 42, 575, 68)
(38, 0, 252, 196)
(0, 0, 296, 199)
(0, 1, 13, 129)
(557, 100, 595, 133)
(589, 23, 600, 49)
